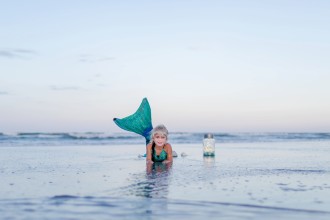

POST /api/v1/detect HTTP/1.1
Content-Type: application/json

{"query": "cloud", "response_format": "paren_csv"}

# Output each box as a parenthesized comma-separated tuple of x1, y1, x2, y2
(97, 57, 115, 62)
(0, 48, 37, 59)
(50, 86, 82, 91)
(79, 54, 115, 63)
(97, 83, 108, 87)
(0, 91, 9, 95)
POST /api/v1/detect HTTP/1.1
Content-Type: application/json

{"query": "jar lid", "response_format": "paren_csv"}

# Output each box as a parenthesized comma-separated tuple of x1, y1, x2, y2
(204, 133, 213, 138)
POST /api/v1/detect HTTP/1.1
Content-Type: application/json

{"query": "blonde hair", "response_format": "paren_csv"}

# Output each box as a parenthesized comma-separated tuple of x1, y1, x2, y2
(150, 124, 168, 143)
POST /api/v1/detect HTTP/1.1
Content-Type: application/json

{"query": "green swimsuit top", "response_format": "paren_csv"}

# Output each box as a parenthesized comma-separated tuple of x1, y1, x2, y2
(152, 143, 167, 162)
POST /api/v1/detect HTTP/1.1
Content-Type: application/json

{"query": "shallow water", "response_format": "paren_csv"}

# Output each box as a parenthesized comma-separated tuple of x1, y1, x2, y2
(1, 142, 330, 219)
(1, 196, 329, 220)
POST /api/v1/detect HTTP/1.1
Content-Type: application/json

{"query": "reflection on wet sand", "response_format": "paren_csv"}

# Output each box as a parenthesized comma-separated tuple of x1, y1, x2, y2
(108, 162, 172, 199)
(146, 162, 172, 175)
(203, 156, 216, 168)
(138, 162, 172, 198)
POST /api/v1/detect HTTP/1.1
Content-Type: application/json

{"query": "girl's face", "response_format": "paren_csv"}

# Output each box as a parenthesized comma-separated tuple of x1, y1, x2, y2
(153, 133, 167, 147)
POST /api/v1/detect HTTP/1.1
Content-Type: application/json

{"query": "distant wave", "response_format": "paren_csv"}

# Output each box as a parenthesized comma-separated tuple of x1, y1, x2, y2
(0, 132, 330, 146)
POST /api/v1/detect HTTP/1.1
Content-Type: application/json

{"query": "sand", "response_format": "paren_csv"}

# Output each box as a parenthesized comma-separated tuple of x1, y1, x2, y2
(1, 141, 330, 219)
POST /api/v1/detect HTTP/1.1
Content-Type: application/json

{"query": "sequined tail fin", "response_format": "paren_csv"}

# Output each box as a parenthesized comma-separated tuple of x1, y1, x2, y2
(113, 98, 153, 145)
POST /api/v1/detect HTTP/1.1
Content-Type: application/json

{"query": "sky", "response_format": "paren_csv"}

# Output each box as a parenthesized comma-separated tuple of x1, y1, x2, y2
(1, 0, 330, 133)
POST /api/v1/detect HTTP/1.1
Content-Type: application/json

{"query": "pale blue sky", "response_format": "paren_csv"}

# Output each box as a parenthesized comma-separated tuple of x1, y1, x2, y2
(1, 0, 330, 133)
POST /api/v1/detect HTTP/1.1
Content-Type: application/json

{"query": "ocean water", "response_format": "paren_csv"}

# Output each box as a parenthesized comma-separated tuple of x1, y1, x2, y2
(1, 132, 330, 146)
(1, 133, 330, 220)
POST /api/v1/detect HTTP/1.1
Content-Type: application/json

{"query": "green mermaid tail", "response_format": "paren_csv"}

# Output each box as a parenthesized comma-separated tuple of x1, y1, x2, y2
(113, 98, 153, 145)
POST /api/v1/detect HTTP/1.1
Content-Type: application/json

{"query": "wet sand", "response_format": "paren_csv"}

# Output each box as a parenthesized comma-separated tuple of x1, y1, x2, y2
(1, 141, 330, 219)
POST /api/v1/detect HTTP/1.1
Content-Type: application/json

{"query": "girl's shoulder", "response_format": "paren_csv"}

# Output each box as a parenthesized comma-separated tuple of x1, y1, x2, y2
(164, 143, 172, 149)
(146, 143, 153, 149)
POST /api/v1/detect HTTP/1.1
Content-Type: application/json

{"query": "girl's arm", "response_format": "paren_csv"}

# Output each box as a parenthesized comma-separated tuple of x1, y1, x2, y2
(146, 144, 153, 163)
(163, 144, 173, 163)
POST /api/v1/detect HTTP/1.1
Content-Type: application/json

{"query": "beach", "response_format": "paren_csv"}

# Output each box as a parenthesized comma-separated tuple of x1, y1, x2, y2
(1, 137, 330, 219)
(2, 0, 330, 219)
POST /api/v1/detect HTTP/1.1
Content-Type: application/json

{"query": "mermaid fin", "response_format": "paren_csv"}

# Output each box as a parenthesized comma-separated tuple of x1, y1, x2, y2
(113, 98, 153, 145)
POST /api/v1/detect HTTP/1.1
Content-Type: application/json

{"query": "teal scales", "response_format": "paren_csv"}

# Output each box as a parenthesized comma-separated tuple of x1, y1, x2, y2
(113, 98, 153, 145)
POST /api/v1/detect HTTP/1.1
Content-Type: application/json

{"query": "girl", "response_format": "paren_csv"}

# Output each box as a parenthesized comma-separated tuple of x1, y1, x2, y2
(113, 98, 174, 163)
(146, 124, 173, 164)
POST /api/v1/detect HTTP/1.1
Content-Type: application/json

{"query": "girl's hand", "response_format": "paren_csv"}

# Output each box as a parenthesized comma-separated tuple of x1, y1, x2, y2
(146, 160, 154, 164)
(162, 160, 172, 164)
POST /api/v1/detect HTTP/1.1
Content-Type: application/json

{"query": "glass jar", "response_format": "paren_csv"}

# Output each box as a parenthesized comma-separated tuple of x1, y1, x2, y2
(203, 133, 215, 156)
